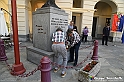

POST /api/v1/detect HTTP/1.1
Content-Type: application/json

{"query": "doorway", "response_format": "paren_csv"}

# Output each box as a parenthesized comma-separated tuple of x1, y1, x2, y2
(72, 16, 76, 24)
(92, 17, 97, 38)
(72, 13, 82, 34)
(93, 1, 117, 39)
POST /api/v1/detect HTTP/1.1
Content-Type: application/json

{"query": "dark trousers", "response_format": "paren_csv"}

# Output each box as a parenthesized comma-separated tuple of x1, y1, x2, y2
(102, 36, 109, 45)
(69, 41, 81, 64)
(82, 35, 88, 42)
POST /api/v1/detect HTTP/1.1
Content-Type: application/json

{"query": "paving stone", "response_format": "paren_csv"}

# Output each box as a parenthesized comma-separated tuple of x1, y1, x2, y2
(117, 56, 124, 62)
(106, 58, 124, 69)
(98, 58, 111, 66)
(0, 41, 124, 82)
(96, 69, 116, 77)
(109, 68, 124, 76)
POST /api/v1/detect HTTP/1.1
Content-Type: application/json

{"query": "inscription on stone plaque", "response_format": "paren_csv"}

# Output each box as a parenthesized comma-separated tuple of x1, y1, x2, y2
(51, 18, 68, 28)
(36, 25, 46, 34)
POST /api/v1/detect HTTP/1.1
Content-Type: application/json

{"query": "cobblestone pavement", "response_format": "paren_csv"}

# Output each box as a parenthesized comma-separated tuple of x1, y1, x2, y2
(0, 40, 124, 82)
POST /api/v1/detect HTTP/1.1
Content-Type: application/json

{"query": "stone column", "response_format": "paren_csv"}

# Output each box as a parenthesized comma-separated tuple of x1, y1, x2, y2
(56, 0, 73, 22)
(81, 0, 97, 40)
(81, 12, 94, 40)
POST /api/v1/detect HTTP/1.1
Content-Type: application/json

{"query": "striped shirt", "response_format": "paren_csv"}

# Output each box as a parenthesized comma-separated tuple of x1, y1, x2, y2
(52, 31, 65, 42)
(67, 31, 80, 47)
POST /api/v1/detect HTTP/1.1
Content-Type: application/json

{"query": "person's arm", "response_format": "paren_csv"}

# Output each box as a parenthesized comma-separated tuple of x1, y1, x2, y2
(68, 25, 70, 29)
(52, 33, 55, 42)
(103, 27, 105, 36)
(82, 29, 84, 35)
(108, 27, 111, 35)
(87, 28, 89, 33)
(65, 35, 72, 49)
(73, 26, 77, 31)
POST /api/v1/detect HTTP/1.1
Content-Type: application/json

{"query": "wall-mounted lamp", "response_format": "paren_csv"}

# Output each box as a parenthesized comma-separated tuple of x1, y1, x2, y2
(1, 8, 3, 10)
(0, 8, 12, 17)
(94, 9, 98, 12)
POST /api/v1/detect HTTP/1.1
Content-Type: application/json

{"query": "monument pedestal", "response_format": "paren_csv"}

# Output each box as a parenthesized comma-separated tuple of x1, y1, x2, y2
(27, 46, 54, 65)
(27, 47, 70, 65)
(27, 7, 68, 65)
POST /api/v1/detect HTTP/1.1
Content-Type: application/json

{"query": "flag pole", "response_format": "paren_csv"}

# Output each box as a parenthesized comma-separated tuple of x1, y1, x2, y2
(11, 0, 25, 75)
(122, 24, 124, 44)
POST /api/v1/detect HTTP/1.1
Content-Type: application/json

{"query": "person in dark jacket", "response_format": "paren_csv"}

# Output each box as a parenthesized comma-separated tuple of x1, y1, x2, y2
(73, 24, 78, 33)
(102, 24, 110, 46)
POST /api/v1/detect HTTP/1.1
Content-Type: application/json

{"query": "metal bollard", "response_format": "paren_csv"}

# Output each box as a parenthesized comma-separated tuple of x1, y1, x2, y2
(91, 40, 98, 60)
(0, 39, 8, 61)
(40, 56, 51, 82)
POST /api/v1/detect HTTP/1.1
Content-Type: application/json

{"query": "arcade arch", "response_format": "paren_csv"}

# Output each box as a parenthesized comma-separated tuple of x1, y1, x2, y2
(25, 0, 120, 38)
(92, 0, 117, 39)
(28, 0, 47, 40)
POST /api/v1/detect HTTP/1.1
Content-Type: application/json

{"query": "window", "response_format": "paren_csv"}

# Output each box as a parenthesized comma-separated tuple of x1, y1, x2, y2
(73, 0, 83, 8)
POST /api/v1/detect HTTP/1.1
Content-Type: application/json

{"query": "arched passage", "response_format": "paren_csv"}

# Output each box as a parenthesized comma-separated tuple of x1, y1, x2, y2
(92, 0, 117, 39)
(28, 0, 47, 41)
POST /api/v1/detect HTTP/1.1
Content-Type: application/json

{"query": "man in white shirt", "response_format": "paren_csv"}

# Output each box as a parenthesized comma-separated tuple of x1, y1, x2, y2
(68, 21, 74, 29)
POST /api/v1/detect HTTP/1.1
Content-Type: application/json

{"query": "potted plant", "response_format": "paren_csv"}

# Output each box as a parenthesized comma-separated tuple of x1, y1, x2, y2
(78, 60, 101, 82)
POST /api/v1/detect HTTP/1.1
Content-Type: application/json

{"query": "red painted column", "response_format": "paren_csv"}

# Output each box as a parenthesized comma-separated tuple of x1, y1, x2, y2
(0, 39, 8, 61)
(11, 0, 25, 75)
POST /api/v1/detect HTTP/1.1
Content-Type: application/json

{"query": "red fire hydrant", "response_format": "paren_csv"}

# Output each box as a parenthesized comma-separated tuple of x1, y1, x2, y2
(40, 56, 51, 82)
(91, 40, 98, 60)
(0, 39, 8, 61)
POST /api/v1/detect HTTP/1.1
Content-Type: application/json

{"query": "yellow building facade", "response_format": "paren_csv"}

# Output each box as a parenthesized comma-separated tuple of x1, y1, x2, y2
(0, 0, 124, 41)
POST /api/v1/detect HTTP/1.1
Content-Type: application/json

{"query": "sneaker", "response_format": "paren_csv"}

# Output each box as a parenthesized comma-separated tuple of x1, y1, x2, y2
(54, 68, 60, 73)
(73, 63, 77, 66)
(61, 72, 66, 78)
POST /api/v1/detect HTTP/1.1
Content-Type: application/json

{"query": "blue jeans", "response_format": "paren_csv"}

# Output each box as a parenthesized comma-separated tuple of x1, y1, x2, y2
(69, 41, 81, 64)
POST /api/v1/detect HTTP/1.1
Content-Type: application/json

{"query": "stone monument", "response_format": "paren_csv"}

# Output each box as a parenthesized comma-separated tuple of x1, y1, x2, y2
(27, 0, 68, 65)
